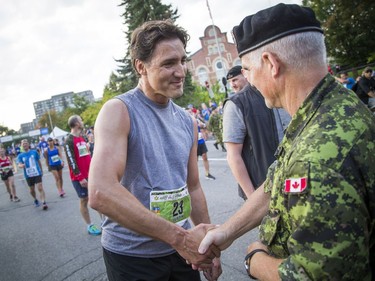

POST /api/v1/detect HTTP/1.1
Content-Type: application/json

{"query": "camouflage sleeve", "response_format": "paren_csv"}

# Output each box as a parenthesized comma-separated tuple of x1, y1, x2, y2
(263, 160, 278, 194)
(277, 161, 371, 280)
(207, 115, 215, 132)
(64, 134, 83, 181)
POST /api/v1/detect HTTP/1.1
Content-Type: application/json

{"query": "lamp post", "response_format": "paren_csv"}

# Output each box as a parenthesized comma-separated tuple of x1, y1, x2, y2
(206, 0, 227, 88)
(45, 104, 55, 137)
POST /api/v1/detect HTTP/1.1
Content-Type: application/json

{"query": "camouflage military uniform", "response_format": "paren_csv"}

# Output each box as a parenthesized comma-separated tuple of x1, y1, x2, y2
(259, 75, 375, 280)
(208, 112, 224, 144)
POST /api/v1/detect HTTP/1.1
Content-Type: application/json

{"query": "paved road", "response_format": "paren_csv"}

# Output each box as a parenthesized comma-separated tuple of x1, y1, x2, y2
(0, 141, 258, 281)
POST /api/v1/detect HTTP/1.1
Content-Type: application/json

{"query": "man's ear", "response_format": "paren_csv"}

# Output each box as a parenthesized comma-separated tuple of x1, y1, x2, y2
(261, 52, 280, 78)
(135, 59, 147, 76)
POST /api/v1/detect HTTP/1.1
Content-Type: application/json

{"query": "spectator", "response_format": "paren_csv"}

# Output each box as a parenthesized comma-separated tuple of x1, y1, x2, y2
(335, 72, 356, 89)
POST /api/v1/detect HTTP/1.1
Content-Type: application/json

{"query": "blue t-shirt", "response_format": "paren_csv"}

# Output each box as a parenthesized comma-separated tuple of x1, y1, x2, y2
(345, 77, 356, 90)
(201, 109, 210, 122)
(38, 141, 48, 153)
(47, 147, 62, 166)
(17, 150, 42, 179)
(197, 125, 205, 145)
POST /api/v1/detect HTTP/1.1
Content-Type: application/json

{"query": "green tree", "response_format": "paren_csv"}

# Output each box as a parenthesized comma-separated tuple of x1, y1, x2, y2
(116, 0, 179, 90)
(55, 108, 76, 132)
(38, 110, 59, 131)
(302, 0, 375, 66)
(72, 94, 90, 113)
(174, 79, 226, 110)
(81, 102, 103, 127)
(80, 86, 121, 127)
(0, 125, 16, 137)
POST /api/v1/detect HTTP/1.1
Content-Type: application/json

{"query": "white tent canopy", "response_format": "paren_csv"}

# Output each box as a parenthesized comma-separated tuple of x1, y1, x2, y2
(49, 126, 68, 139)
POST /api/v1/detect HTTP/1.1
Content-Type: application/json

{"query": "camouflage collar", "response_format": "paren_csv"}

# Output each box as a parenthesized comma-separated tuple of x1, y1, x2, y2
(276, 74, 338, 159)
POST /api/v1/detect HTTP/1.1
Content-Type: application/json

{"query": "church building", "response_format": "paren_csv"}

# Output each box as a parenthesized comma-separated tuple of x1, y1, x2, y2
(187, 25, 241, 89)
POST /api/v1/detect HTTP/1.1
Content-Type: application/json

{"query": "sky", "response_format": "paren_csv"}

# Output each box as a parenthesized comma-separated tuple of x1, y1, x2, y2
(0, 0, 301, 131)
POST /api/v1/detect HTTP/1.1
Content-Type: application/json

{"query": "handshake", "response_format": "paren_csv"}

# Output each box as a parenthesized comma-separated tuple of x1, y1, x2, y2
(172, 223, 231, 281)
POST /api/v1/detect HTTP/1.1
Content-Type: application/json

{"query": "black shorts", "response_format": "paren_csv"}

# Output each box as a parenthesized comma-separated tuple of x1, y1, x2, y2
(50, 164, 63, 171)
(103, 248, 201, 281)
(197, 142, 208, 156)
(72, 180, 88, 198)
(26, 176, 42, 187)
(1, 170, 14, 181)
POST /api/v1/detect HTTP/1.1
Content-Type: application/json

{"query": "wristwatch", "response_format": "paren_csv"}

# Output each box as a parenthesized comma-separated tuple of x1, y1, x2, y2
(244, 248, 269, 279)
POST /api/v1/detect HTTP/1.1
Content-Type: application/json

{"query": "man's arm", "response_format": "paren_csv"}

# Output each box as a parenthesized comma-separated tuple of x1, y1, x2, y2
(88, 99, 216, 266)
(38, 159, 43, 176)
(199, 184, 270, 253)
(17, 154, 24, 169)
(246, 241, 282, 281)
(64, 135, 83, 180)
(226, 142, 255, 198)
(223, 100, 255, 198)
(57, 146, 64, 167)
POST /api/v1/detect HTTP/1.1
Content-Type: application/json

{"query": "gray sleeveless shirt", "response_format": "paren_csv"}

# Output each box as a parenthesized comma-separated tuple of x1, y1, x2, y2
(101, 88, 194, 258)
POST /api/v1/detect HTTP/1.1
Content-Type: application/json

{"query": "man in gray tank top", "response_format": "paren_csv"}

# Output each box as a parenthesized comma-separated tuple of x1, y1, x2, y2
(88, 20, 221, 281)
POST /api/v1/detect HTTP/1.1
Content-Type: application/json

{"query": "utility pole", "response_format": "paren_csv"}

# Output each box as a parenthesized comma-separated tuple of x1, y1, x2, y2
(45, 104, 54, 137)
(206, 0, 227, 87)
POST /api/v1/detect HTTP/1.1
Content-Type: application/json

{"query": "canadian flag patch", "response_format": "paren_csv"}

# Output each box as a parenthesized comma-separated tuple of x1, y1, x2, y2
(284, 177, 307, 193)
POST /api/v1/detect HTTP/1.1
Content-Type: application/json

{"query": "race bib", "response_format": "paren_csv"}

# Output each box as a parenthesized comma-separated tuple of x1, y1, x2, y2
(2, 167, 11, 174)
(198, 132, 203, 140)
(150, 185, 191, 226)
(51, 155, 60, 163)
(26, 167, 39, 177)
(78, 144, 89, 157)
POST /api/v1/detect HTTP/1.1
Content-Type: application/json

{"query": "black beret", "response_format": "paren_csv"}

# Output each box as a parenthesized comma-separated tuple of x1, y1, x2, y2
(226, 65, 242, 80)
(233, 3, 323, 57)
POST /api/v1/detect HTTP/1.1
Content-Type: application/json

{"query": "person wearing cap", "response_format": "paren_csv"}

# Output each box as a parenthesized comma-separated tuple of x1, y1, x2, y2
(355, 66, 375, 110)
(223, 66, 290, 200)
(226, 65, 248, 97)
(44, 137, 65, 197)
(196, 3, 375, 280)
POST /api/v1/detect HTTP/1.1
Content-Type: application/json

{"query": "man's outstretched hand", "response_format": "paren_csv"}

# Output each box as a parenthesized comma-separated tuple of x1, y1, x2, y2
(175, 224, 221, 268)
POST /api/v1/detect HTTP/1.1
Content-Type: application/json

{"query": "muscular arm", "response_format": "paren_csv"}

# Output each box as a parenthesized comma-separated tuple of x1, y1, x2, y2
(226, 142, 255, 198)
(64, 135, 83, 180)
(88, 99, 215, 265)
(199, 184, 270, 252)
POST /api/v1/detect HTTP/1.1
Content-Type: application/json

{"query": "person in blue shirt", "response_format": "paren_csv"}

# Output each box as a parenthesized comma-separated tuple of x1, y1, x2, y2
(44, 137, 65, 197)
(336, 72, 356, 89)
(18, 139, 48, 210)
(38, 136, 48, 158)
